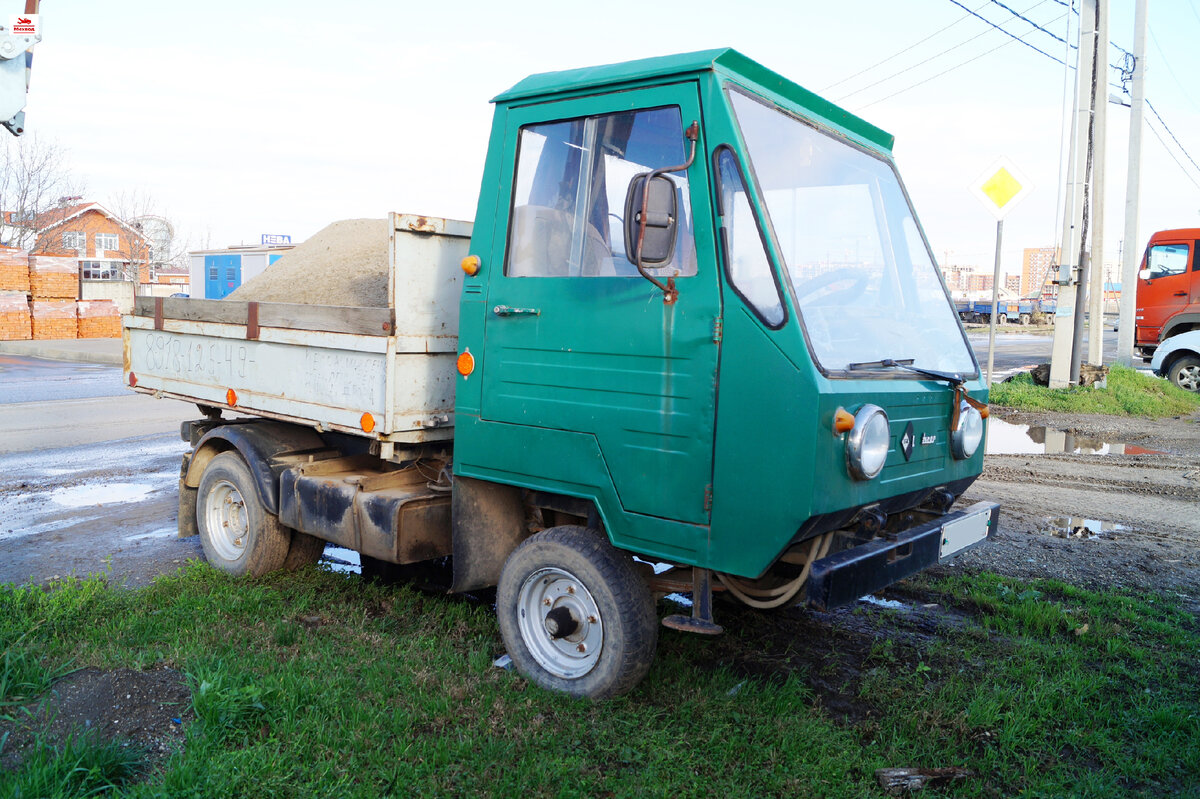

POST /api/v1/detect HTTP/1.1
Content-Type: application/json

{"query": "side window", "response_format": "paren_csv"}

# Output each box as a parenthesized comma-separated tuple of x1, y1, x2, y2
(715, 148, 784, 326)
(1146, 244, 1189, 279)
(506, 107, 696, 278)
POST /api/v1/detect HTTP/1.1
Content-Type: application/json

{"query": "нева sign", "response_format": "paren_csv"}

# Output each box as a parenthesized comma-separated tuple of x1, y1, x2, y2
(969, 157, 1033, 220)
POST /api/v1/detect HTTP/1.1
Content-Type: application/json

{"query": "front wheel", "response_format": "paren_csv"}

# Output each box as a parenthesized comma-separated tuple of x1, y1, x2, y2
(196, 451, 291, 576)
(1168, 355, 1200, 392)
(497, 526, 657, 699)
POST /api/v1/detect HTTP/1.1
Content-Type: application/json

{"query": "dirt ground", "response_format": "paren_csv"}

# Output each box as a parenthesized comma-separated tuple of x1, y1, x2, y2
(949, 407, 1200, 606)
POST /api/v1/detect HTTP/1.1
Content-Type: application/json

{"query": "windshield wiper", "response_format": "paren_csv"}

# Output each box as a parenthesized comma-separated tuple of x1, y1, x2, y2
(847, 358, 964, 386)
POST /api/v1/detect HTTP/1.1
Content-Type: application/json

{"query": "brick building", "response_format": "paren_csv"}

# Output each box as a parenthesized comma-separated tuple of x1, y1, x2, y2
(29, 202, 152, 284)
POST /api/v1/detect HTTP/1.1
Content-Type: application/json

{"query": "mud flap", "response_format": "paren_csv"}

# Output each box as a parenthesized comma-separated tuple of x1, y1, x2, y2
(450, 476, 525, 593)
(178, 452, 198, 538)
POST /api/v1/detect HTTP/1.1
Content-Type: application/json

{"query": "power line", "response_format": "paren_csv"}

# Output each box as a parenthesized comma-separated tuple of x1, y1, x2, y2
(1145, 118, 1200, 192)
(820, 2, 989, 93)
(944, 0, 1068, 65)
(835, 16, 1003, 102)
(1147, 25, 1200, 113)
(856, 17, 1066, 111)
(1145, 99, 1200, 180)
(986, 0, 1067, 45)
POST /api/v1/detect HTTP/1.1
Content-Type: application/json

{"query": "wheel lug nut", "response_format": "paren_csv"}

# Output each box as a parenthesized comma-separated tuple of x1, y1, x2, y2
(576, 643, 586, 653)
(542, 599, 551, 606)
(566, 585, 575, 594)
(588, 615, 597, 624)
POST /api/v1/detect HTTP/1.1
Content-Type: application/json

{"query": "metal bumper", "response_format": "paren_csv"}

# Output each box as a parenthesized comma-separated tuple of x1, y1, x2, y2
(806, 501, 1000, 612)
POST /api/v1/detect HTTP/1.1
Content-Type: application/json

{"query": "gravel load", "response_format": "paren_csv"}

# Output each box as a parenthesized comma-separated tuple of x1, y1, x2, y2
(227, 218, 390, 307)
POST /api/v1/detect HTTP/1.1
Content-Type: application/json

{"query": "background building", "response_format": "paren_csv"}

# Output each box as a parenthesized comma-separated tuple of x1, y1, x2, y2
(1021, 246, 1058, 297)
(189, 243, 294, 299)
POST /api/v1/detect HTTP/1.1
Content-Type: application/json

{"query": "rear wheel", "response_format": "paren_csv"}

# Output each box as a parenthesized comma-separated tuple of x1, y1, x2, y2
(196, 451, 290, 576)
(1167, 355, 1200, 392)
(497, 526, 657, 699)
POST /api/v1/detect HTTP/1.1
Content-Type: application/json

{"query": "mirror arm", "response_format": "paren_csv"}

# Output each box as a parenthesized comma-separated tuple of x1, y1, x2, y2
(635, 121, 699, 305)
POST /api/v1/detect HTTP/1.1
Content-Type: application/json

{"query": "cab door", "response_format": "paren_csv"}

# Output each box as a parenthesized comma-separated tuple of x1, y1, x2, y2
(478, 84, 720, 525)
(1137, 239, 1194, 344)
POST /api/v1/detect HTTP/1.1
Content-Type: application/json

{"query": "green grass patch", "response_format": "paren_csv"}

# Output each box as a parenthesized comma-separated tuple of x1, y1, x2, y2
(1, 731, 145, 799)
(0, 564, 1195, 797)
(989, 363, 1200, 416)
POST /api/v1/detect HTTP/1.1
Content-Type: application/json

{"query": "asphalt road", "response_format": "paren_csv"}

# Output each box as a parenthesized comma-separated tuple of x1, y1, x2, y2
(0, 355, 202, 585)
(966, 327, 1120, 378)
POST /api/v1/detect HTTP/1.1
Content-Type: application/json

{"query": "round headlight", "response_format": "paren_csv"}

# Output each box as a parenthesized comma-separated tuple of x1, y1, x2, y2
(846, 404, 890, 480)
(951, 402, 984, 459)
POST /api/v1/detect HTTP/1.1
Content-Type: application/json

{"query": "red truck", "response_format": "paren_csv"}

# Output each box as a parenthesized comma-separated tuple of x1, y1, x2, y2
(1135, 228, 1200, 360)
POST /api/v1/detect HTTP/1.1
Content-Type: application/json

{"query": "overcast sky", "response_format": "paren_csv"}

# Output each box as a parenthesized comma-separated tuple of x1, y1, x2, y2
(22, 0, 1200, 279)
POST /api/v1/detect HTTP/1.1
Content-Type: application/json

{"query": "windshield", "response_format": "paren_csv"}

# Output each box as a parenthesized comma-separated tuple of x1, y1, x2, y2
(728, 88, 977, 376)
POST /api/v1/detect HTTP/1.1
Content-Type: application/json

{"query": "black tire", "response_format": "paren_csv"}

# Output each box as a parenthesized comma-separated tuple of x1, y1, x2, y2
(196, 451, 290, 576)
(1167, 355, 1200, 393)
(497, 526, 657, 699)
(282, 531, 326, 572)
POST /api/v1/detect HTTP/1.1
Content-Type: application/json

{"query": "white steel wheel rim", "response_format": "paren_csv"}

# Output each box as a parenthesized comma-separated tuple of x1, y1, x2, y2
(204, 479, 248, 561)
(1177, 363, 1200, 392)
(516, 566, 604, 679)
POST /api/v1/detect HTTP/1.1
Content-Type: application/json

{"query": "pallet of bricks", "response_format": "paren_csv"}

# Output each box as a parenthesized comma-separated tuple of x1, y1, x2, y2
(0, 248, 30, 340)
(77, 300, 121, 338)
(29, 254, 78, 340)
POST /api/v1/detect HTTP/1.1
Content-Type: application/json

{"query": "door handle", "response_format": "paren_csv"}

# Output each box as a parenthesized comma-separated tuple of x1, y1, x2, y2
(493, 305, 541, 317)
(1173, 291, 1188, 297)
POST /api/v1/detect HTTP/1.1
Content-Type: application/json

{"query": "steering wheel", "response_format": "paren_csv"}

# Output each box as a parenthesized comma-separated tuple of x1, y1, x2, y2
(793, 270, 869, 304)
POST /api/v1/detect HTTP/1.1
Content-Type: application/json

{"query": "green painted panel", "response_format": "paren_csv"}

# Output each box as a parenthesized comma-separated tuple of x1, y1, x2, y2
(476, 83, 720, 527)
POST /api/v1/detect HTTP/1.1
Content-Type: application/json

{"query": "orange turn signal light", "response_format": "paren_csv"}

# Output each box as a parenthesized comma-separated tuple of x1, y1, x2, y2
(360, 412, 376, 433)
(456, 348, 475, 377)
(226, 388, 238, 407)
(461, 254, 481, 276)
(833, 407, 855, 435)
(979, 405, 990, 419)
(128, 372, 137, 387)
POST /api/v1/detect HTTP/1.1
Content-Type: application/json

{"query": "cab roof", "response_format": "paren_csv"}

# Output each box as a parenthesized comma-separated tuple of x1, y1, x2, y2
(494, 48, 894, 152)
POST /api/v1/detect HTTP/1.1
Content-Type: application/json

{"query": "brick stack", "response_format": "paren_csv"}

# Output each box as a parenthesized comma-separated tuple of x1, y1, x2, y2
(76, 300, 120, 338)
(0, 291, 30, 339)
(29, 299, 78, 339)
(0, 248, 29, 293)
(28, 255, 78, 299)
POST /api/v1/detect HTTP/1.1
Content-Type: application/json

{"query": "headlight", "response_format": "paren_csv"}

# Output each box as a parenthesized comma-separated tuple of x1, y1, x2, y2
(846, 404, 889, 480)
(951, 401, 984, 459)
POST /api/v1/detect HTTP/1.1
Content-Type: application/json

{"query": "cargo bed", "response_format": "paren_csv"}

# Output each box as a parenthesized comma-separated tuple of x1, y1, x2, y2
(123, 213, 470, 445)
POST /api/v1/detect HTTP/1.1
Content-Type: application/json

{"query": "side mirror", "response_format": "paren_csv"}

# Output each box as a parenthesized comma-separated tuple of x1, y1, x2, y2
(624, 174, 677, 266)
(1138, 268, 1151, 281)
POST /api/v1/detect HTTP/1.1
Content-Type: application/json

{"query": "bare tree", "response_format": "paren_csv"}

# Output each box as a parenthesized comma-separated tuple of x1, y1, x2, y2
(0, 134, 81, 249)
(108, 190, 191, 282)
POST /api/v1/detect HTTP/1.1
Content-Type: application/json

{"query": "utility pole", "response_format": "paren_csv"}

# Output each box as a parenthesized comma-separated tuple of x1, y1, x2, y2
(1116, 0, 1149, 365)
(1087, 0, 1109, 366)
(1049, 0, 1098, 388)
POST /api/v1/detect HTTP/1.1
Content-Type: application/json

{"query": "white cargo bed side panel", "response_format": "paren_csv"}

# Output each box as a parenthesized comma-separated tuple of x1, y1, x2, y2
(391, 213, 471, 345)
(127, 326, 386, 432)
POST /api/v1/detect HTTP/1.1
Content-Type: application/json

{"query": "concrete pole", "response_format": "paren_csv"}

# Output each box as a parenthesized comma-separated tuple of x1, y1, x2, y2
(1087, 0, 1109, 366)
(987, 219, 1003, 385)
(1049, 0, 1098, 387)
(1116, 0, 1149, 366)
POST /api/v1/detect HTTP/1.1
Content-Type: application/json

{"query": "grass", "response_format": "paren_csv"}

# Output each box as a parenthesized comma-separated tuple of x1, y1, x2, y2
(989, 363, 1200, 416)
(0, 563, 1196, 797)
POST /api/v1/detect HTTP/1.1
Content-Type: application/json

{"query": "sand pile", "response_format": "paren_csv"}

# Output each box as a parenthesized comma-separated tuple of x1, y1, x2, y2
(228, 218, 391, 307)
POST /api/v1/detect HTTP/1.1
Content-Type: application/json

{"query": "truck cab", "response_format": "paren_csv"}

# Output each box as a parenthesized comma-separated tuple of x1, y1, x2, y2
(1135, 228, 1200, 357)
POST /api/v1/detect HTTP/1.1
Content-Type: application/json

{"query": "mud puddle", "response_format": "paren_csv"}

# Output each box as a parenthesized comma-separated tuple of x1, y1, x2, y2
(986, 418, 1165, 456)
(1044, 516, 1130, 539)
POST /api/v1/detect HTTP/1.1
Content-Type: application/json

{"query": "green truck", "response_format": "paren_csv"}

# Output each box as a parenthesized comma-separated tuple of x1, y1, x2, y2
(124, 49, 997, 698)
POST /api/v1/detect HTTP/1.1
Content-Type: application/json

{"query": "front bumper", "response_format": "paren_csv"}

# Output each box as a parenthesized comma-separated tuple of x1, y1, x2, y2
(806, 501, 1000, 611)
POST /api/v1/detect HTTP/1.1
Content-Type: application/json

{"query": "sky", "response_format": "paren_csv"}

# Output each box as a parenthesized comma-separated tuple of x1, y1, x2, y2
(18, 0, 1200, 281)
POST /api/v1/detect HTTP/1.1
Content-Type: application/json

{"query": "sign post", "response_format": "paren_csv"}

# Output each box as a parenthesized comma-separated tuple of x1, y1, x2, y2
(969, 158, 1033, 385)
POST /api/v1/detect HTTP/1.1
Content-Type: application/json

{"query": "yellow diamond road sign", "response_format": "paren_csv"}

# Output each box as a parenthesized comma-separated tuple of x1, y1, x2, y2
(970, 157, 1033, 220)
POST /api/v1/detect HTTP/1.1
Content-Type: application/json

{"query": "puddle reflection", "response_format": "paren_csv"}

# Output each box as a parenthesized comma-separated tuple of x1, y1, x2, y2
(1045, 516, 1130, 539)
(986, 418, 1163, 456)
